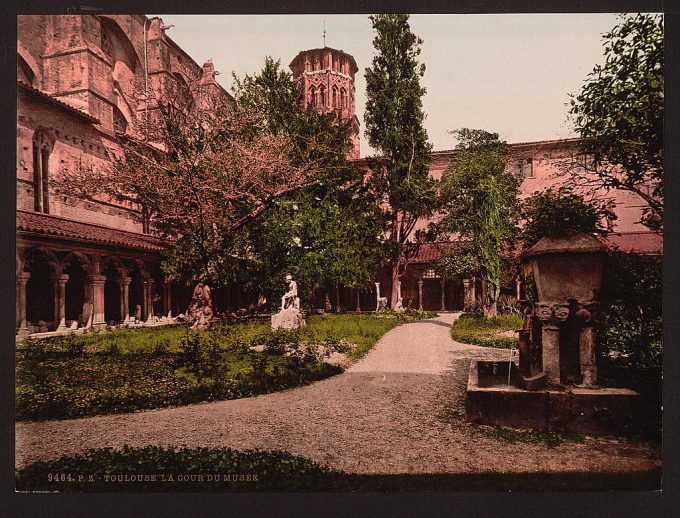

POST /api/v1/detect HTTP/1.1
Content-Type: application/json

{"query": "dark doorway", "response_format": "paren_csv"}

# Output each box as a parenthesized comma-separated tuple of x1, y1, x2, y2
(103, 263, 122, 322)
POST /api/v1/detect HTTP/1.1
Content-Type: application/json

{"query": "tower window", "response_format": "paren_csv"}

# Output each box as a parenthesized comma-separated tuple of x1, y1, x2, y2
(332, 86, 338, 108)
(32, 131, 51, 213)
(319, 86, 326, 107)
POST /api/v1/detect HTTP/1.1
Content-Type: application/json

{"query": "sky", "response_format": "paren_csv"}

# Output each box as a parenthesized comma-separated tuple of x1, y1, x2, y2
(151, 13, 620, 156)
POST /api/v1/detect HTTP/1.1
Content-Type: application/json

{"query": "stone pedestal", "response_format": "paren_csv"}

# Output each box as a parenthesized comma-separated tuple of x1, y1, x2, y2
(271, 307, 305, 330)
(417, 279, 423, 311)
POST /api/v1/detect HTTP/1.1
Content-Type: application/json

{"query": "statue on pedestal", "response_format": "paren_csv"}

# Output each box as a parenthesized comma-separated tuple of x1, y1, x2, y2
(272, 274, 305, 330)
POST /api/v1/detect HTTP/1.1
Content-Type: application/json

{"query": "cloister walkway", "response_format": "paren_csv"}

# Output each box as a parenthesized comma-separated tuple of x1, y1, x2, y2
(15, 313, 660, 474)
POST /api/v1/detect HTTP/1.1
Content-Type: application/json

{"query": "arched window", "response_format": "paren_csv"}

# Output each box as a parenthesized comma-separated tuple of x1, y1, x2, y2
(309, 86, 316, 107)
(32, 130, 52, 213)
(340, 87, 347, 110)
(319, 86, 326, 107)
(332, 86, 338, 108)
(113, 106, 128, 134)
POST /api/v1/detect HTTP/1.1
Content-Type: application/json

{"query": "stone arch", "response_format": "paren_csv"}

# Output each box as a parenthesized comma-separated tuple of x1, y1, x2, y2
(32, 127, 56, 214)
(23, 247, 59, 329)
(17, 43, 40, 87)
(61, 252, 92, 324)
(340, 87, 347, 110)
(102, 259, 124, 323)
(126, 259, 149, 320)
(97, 16, 142, 73)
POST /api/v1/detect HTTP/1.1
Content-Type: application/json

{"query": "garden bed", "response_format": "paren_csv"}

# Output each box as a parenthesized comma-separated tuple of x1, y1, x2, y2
(16, 313, 428, 421)
(450, 314, 523, 348)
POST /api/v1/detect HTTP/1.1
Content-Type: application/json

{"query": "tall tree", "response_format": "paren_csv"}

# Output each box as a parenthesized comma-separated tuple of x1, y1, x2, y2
(568, 13, 663, 227)
(232, 58, 390, 305)
(438, 129, 520, 317)
(364, 14, 436, 308)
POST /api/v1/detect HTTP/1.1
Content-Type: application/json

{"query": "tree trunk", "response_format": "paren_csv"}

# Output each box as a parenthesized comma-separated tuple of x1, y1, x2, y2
(390, 259, 401, 309)
(482, 277, 499, 317)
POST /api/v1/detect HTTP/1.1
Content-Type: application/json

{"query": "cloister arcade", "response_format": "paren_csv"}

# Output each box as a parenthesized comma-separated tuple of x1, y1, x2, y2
(16, 245, 172, 335)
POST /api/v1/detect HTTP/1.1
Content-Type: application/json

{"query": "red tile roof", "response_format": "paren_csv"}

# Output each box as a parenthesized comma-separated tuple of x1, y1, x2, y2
(17, 210, 167, 252)
(18, 81, 101, 124)
(406, 231, 662, 264)
(406, 242, 460, 264)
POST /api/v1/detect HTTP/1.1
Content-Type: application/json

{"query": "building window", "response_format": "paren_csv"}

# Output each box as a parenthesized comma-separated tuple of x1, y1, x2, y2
(32, 131, 51, 213)
(332, 86, 338, 108)
(576, 152, 597, 171)
(519, 158, 534, 178)
(319, 86, 326, 107)
(340, 87, 347, 109)
(113, 106, 128, 134)
(309, 86, 316, 107)
(423, 268, 439, 279)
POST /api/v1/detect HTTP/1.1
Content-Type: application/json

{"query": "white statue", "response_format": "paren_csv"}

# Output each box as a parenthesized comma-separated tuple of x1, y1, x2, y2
(281, 274, 300, 310)
(272, 274, 304, 330)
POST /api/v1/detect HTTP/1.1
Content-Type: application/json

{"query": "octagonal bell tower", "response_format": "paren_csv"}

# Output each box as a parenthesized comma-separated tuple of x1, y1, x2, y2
(289, 47, 360, 160)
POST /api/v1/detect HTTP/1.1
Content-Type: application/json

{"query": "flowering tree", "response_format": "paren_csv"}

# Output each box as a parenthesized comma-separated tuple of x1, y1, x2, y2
(59, 93, 321, 285)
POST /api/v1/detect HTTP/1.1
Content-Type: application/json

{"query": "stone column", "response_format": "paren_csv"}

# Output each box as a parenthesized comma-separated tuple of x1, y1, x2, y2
(576, 307, 597, 387)
(52, 273, 69, 332)
(536, 303, 569, 385)
(397, 281, 402, 301)
(516, 279, 522, 301)
(163, 282, 172, 317)
(145, 279, 155, 320)
(440, 279, 446, 312)
(84, 274, 107, 328)
(375, 282, 381, 312)
(417, 279, 424, 311)
(541, 323, 561, 385)
(118, 276, 132, 322)
(16, 272, 31, 335)
(462, 278, 471, 308)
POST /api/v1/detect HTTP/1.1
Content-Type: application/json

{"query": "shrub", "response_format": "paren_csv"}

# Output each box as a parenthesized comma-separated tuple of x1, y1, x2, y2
(451, 314, 522, 348)
(521, 187, 614, 249)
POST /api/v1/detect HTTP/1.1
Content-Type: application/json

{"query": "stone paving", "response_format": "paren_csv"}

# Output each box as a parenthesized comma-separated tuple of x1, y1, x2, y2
(15, 313, 660, 474)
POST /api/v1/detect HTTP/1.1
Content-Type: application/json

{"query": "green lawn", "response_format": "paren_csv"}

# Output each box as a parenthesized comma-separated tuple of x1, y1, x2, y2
(450, 314, 523, 348)
(16, 312, 429, 421)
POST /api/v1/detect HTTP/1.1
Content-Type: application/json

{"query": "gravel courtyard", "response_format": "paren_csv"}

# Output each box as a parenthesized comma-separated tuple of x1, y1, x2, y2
(15, 314, 661, 474)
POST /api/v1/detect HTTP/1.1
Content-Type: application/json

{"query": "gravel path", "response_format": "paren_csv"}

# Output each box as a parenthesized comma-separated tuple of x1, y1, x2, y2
(15, 313, 660, 474)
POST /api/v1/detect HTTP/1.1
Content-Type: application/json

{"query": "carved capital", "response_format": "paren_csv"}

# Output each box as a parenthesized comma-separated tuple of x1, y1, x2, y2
(554, 304, 570, 322)
(535, 303, 553, 322)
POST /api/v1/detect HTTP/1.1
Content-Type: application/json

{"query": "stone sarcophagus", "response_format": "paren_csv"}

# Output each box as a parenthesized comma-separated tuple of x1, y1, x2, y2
(522, 234, 606, 387)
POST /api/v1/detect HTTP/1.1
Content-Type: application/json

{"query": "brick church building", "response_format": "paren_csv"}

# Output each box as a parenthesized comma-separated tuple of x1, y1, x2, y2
(15, 15, 662, 335)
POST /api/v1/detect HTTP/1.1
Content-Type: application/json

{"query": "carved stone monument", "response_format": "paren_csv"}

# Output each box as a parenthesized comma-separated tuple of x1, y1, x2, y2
(187, 282, 214, 331)
(272, 275, 305, 330)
